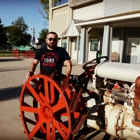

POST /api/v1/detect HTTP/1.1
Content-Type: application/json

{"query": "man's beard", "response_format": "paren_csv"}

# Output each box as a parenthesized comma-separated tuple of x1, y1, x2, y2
(47, 44, 56, 49)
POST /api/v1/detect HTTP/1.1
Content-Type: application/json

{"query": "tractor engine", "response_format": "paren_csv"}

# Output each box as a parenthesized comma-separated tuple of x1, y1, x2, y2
(86, 62, 140, 140)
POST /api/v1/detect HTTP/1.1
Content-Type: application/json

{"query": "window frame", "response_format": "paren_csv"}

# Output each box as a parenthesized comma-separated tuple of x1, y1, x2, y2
(89, 39, 99, 52)
(126, 37, 140, 56)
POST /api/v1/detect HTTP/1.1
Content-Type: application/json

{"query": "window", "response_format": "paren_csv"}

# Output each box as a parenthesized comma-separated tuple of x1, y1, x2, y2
(62, 43, 67, 49)
(90, 39, 98, 51)
(127, 38, 140, 55)
(61, 39, 67, 49)
(55, 0, 68, 7)
(112, 37, 119, 41)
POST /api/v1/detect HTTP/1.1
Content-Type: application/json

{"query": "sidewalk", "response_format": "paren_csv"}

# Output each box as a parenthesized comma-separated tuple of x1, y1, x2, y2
(0, 57, 84, 89)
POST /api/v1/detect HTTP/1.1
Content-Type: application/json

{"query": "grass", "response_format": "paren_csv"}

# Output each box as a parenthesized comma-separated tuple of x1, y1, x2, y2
(0, 51, 13, 57)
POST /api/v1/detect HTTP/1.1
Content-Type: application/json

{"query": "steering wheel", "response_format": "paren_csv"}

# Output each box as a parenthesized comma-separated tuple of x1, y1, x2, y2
(82, 56, 108, 70)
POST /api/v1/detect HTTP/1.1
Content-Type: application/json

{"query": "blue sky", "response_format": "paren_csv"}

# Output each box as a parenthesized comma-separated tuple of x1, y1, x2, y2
(0, 0, 48, 38)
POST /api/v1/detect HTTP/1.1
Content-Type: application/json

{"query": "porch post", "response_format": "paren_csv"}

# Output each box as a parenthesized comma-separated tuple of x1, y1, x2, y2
(79, 27, 88, 64)
(67, 37, 70, 55)
(60, 37, 62, 46)
(102, 25, 110, 57)
(76, 36, 80, 62)
(109, 26, 113, 59)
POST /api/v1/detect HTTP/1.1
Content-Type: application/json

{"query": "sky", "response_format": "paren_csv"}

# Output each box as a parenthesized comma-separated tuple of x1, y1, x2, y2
(0, 0, 48, 38)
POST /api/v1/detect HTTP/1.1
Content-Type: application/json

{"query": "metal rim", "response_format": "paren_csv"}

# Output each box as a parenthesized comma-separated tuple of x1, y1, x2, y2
(20, 74, 72, 140)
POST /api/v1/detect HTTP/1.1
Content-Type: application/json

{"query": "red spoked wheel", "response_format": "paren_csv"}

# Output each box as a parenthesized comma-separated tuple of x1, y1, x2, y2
(20, 74, 73, 140)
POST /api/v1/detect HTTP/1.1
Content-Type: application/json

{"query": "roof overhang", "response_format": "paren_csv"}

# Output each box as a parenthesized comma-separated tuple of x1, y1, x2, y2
(75, 11, 140, 27)
(70, 0, 98, 8)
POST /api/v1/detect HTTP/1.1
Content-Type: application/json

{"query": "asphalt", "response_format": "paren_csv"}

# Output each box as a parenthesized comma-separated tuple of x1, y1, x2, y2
(0, 57, 114, 140)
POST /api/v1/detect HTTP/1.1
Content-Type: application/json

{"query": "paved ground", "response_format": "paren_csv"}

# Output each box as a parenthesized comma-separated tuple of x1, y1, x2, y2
(0, 57, 114, 140)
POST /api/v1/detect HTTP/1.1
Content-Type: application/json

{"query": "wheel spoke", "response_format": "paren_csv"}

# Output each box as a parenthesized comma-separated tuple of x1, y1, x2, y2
(46, 123, 50, 140)
(39, 92, 46, 102)
(24, 88, 34, 97)
(21, 106, 40, 113)
(44, 78, 50, 103)
(52, 124, 56, 140)
(52, 97, 66, 113)
(50, 83, 55, 104)
(29, 119, 44, 138)
(59, 121, 69, 134)
(52, 118, 67, 139)
(27, 83, 43, 105)
(31, 78, 39, 85)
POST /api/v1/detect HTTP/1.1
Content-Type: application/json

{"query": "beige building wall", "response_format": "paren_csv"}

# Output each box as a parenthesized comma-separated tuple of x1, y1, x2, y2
(73, 2, 104, 20)
(49, 4, 72, 37)
(49, 0, 105, 61)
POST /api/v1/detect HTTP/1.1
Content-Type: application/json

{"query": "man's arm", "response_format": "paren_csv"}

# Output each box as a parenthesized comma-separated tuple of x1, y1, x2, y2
(26, 59, 39, 78)
(64, 60, 72, 77)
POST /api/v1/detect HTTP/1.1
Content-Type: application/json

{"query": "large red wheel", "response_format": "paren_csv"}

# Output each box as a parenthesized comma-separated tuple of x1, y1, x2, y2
(20, 74, 73, 140)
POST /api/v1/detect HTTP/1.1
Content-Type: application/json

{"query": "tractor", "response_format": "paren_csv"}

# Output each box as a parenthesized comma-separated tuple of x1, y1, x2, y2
(19, 56, 140, 140)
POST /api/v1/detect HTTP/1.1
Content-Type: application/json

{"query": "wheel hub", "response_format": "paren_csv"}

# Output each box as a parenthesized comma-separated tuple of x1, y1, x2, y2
(44, 106, 53, 119)
(41, 105, 53, 123)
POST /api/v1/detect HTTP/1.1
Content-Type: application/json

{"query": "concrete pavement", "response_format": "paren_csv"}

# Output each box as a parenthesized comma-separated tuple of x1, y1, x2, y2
(0, 57, 84, 140)
(0, 57, 114, 140)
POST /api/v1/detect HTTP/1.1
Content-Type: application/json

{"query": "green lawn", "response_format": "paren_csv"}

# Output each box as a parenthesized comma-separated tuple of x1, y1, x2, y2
(0, 51, 13, 57)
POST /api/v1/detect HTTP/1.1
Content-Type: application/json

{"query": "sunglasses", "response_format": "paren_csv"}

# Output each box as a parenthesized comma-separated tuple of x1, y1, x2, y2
(47, 38, 57, 42)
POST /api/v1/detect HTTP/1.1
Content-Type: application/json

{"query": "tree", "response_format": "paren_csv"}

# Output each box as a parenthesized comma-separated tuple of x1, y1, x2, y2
(39, 0, 49, 20)
(0, 18, 8, 47)
(6, 17, 31, 46)
(39, 28, 48, 42)
(39, 0, 62, 20)
(11, 16, 28, 32)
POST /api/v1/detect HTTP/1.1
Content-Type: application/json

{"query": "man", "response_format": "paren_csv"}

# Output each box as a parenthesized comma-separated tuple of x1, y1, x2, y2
(26, 31, 72, 80)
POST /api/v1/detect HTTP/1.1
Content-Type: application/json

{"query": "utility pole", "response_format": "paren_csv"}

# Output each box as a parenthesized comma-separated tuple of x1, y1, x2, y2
(28, 28, 35, 45)
(32, 28, 35, 45)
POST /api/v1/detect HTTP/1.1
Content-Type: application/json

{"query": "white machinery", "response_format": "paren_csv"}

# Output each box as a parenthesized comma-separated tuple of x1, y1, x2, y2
(85, 60, 140, 140)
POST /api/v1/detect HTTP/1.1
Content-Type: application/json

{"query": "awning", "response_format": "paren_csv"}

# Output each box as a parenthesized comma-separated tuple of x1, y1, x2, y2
(13, 46, 31, 51)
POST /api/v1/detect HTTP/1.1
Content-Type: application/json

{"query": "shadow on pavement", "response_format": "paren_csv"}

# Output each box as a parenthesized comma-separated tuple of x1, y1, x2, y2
(0, 86, 22, 101)
(0, 58, 23, 62)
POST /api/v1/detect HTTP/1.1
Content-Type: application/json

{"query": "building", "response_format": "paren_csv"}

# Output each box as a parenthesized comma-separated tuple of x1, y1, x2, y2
(49, 0, 140, 64)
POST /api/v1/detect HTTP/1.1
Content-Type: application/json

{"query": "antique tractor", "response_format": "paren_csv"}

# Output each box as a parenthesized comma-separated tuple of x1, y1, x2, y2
(19, 56, 140, 140)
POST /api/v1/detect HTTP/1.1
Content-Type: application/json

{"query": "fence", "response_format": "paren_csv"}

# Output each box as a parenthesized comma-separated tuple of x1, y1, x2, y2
(12, 49, 35, 58)
(0, 44, 36, 58)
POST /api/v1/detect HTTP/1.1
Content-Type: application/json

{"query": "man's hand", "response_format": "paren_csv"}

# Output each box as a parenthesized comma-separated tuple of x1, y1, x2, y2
(26, 59, 39, 79)
(64, 60, 72, 77)
(26, 71, 34, 79)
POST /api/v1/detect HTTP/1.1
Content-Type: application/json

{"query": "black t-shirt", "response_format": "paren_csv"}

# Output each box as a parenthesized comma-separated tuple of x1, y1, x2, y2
(35, 47, 71, 74)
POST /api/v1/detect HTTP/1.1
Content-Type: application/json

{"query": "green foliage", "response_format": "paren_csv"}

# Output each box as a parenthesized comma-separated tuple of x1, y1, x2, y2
(39, 28, 48, 41)
(39, 0, 62, 20)
(6, 17, 31, 46)
(0, 18, 8, 46)
(11, 17, 28, 32)
(52, 0, 62, 6)
(39, 0, 49, 19)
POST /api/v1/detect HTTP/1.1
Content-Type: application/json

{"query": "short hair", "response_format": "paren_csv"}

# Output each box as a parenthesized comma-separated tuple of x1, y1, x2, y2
(47, 31, 58, 38)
